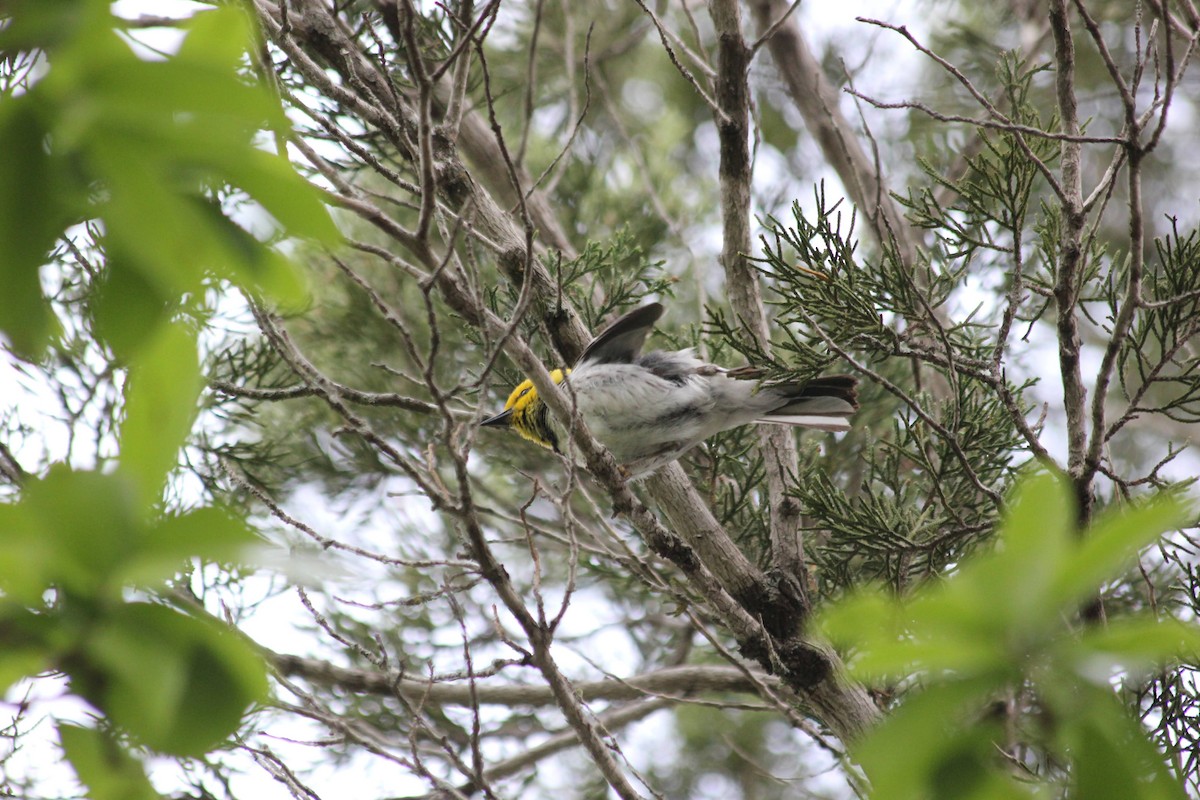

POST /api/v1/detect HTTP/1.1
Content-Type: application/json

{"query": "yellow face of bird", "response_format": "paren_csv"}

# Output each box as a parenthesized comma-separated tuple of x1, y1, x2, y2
(499, 368, 569, 449)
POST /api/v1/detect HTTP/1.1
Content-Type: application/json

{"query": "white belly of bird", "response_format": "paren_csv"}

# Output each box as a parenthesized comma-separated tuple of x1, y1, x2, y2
(552, 362, 752, 466)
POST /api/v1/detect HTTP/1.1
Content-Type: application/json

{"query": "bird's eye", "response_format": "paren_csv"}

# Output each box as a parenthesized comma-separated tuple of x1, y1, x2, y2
(517, 387, 530, 399)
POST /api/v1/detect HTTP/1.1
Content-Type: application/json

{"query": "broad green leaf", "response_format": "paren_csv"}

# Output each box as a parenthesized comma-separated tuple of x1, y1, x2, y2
(817, 588, 900, 658)
(178, 7, 264, 73)
(90, 142, 218, 296)
(0, 606, 49, 694)
(854, 678, 1031, 800)
(4, 467, 146, 598)
(0, 649, 48, 697)
(120, 506, 259, 585)
(79, 57, 282, 180)
(0, 0, 93, 52)
(118, 323, 202, 504)
(59, 723, 160, 800)
(1066, 617, 1200, 675)
(903, 590, 1013, 674)
(1062, 691, 1189, 800)
(1, 0, 327, 370)
(200, 145, 339, 248)
(91, 251, 176, 361)
(188, 197, 309, 306)
(920, 468, 1073, 642)
(820, 586, 1010, 680)
(95, 147, 310, 315)
(993, 466, 1073, 613)
(35, 3, 131, 116)
(0, 96, 68, 356)
(1072, 720, 1146, 800)
(87, 60, 281, 135)
(81, 54, 333, 250)
(83, 603, 267, 756)
(1048, 493, 1193, 611)
(0, 503, 55, 603)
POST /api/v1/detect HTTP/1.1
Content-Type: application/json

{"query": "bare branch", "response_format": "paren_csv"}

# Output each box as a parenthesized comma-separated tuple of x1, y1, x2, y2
(631, 0, 724, 117)
(211, 380, 440, 414)
(1047, 0, 1090, 492)
(273, 656, 782, 704)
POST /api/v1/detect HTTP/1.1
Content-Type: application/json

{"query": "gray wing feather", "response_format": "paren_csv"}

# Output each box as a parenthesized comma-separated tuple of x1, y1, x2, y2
(635, 349, 698, 385)
(577, 303, 665, 365)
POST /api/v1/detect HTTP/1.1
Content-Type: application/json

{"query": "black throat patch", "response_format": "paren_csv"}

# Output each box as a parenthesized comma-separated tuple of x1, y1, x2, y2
(535, 404, 560, 453)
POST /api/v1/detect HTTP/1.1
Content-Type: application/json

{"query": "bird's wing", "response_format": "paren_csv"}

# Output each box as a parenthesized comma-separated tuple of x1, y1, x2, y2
(636, 349, 704, 385)
(577, 303, 665, 365)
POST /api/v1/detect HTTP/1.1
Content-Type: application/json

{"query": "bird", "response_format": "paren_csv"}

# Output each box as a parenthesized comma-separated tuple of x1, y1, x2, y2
(481, 303, 858, 479)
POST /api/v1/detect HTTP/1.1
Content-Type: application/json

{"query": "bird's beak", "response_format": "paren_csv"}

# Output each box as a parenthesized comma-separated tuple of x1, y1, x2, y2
(481, 408, 513, 428)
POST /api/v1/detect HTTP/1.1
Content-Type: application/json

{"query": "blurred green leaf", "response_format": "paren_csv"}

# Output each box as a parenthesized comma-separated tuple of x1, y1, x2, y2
(83, 603, 267, 757)
(825, 469, 1196, 798)
(3, 0, 328, 366)
(0, 642, 48, 697)
(819, 588, 896, 655)
(204, 146, 339, 258)
(993, 466, 1072, 614)
(178, 6, 264, 73)
(821, 585, 1010, 680)
(120, 506, 259, 586)
(856, 678, 1032, 800)
(918, 467, 1070, 645)
(0, 96, 68, 356)
(0, 0, 92, 52)
(0, 467, 146, 600)
(0, 0, 323, 782)
(1065, 618, 1200, 676)
(59, 723, 160, 800)
(118, 322, 202, 503)
(85, 60, 282, 142)
(189, 197, 310, 306)
(1062, 690, 1189, 800)
(90, 144, 221, 298)
(0, 502, 53, 603)
(1071, 718, 1156, 799)
(91, 250, 176, 361)
(0, 468, 252, 605)
(1048, 493, 1193, 611)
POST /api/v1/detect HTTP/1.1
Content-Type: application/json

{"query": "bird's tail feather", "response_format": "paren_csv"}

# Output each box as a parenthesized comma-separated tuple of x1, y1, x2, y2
(759, 414, 852, 432)
(758, 375, 858, 431)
